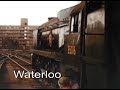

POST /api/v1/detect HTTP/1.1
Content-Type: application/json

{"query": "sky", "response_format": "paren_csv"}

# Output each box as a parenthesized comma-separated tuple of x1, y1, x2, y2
(0, 1, 80, 26)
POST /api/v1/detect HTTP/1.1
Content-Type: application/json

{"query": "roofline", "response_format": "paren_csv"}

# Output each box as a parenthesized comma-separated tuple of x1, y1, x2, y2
(57, 1, 85, 21)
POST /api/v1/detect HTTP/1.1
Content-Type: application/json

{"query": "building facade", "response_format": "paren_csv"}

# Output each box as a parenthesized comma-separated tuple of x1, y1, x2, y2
(0, 18, 38, 50)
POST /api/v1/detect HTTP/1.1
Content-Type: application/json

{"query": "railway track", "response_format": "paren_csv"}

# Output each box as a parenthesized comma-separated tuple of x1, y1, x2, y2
(8, 56, 31, 72)
(0, 53, 9, 69)
(0, 51, 32, 72)
(0, 52, 46, 89)
(6, 50, 32, 63)
(10, 50, 31, 59)
(0, 50, 58, 89)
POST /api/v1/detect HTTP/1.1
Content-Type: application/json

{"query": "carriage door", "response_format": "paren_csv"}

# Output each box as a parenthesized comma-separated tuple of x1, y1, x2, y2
(81, 4, 107, 88)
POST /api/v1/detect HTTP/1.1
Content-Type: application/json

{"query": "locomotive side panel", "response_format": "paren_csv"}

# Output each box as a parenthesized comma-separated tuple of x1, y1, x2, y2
(85, 8, 105, 62)
(41, 31, 50, 50)
(33, 29, 38, 49)
(39, 25, 69, 52)
(84, 5, 107, 88)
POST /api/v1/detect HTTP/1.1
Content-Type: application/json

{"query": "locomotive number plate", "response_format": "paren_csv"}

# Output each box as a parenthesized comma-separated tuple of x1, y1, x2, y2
(68, 45, 76, 55)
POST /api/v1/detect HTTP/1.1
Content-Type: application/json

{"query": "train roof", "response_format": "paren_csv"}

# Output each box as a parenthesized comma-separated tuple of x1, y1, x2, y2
(71, 1, 85, 15)
(57, 1, 104, 21)
(38, 17, 69, 32)
(57, 1, 85, 21)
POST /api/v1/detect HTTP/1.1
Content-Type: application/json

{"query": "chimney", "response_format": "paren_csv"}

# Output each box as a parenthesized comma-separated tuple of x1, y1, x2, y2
(48, 17, 56, 21)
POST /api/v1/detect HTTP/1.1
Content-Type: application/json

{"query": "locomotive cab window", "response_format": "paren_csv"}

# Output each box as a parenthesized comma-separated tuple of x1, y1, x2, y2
(70, 14, 78, 33)
(70, 11, 82, 33)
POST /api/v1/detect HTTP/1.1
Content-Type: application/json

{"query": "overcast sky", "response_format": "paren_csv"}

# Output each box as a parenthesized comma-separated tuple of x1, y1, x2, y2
(0, 1, 80, 26)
